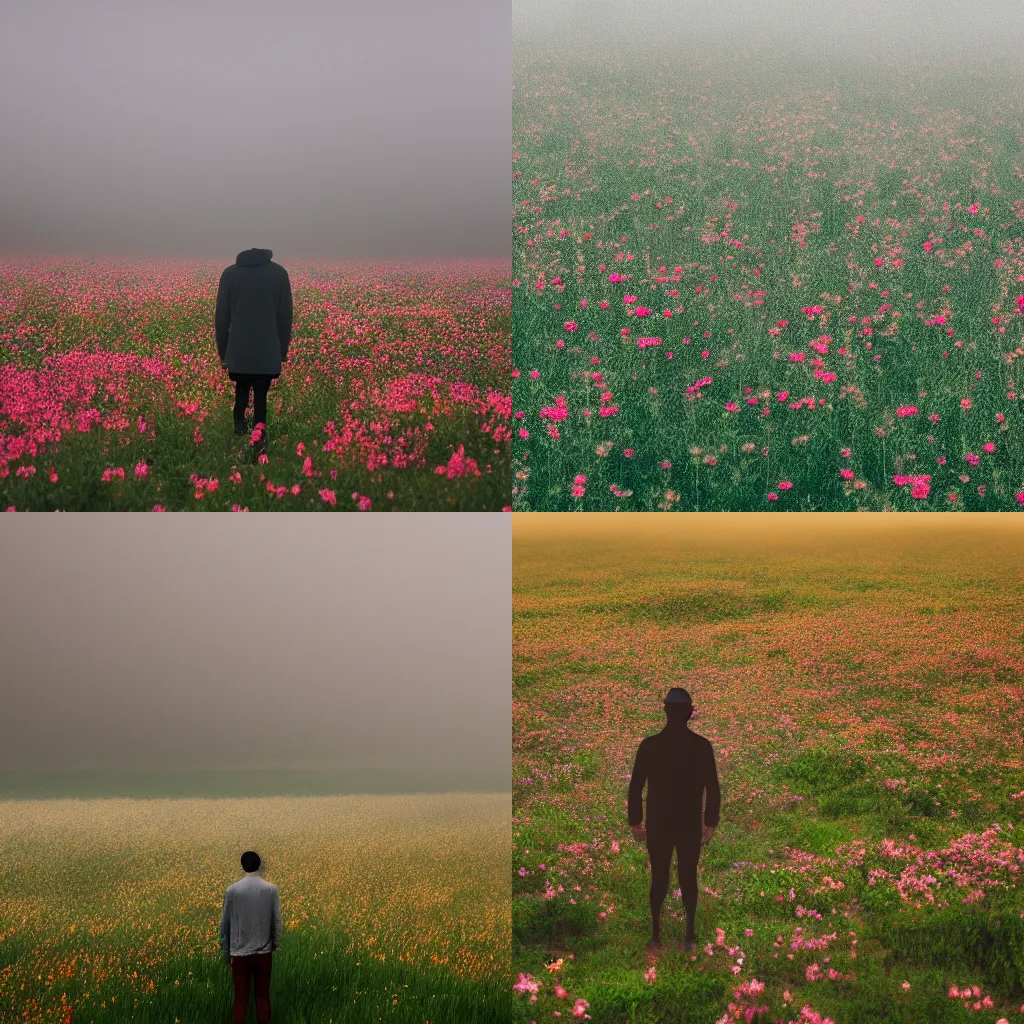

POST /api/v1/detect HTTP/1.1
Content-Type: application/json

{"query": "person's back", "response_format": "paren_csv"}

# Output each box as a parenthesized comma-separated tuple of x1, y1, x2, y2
(220, 851, 281, 1024)
(628, 688, 720, 952)
(215, 248, 293, 443)
(223, 872, 281, 956)
(629, 725, 719, 834)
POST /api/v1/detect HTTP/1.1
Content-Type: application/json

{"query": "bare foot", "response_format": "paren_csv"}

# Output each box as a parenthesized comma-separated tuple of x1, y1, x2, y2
(646, 939, 664, 955)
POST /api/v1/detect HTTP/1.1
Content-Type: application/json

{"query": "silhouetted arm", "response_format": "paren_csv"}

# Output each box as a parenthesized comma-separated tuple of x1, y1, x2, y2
(271, 887, 282, 951)
(277, 273, 293, 362)
(704, 743, 721, 828)
(219, 891, 231, 954)
(627, 741, 649, 827)
(215, 270, 231, 361)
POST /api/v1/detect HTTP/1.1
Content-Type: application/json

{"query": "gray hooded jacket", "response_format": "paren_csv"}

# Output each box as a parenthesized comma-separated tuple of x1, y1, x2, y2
(215, 248, 293, 376)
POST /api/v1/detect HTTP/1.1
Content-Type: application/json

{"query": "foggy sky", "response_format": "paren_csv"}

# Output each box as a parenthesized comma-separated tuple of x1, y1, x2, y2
(0, 0, 509, 262)
(514, 0, 1024, 72)
(0, 514, 510, 794)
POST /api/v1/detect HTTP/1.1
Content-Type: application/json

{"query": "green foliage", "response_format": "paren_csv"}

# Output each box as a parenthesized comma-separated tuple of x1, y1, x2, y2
(778, 747, 870, 795)
(513, 896, 601, 951)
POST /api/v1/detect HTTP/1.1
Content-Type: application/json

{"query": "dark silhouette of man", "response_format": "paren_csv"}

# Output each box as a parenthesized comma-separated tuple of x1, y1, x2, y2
(628, 688, 720, 953)
(219, 851, 282, 1024)
(215, 248, 293, 446)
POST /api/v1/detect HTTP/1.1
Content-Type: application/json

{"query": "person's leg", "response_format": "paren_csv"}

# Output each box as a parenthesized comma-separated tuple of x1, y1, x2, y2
(252, 378, 270, 429)
(253, 952, 272, 1024)
(677, 838, 701, 945)
(230, 955, 252, 1024)
(233, 382, 250, 429)
(645, 831, 672, 947)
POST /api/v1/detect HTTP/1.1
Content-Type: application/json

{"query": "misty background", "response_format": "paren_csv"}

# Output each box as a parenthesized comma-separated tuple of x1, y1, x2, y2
(0, 0, 509, 262)
(516, 0, 1024, 68)
(0, 514, 510, 799)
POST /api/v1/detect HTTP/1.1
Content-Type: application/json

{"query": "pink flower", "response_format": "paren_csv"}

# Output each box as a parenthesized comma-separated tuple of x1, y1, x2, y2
(513, 974, 540, 996)
(840, 468, 854, 480)
(777, 481, 793, 490)
(134, 461, 148, 478)
(767, 492, 778, 501)
(435, 445, 481, 480)
(896, 406, 918, 417)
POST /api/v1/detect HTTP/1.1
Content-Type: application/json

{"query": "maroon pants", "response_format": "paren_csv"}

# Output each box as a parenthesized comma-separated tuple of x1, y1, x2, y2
(230, 952, 272, 1024)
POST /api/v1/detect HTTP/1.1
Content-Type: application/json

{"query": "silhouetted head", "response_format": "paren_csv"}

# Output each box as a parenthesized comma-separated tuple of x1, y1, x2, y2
(241, 851, 261, 873)
(664, 687, 694, 726)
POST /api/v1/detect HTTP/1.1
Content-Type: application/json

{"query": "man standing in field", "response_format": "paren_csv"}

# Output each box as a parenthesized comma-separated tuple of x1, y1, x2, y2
(628, 688, 721, 954)
(215, 248, 293, 450)
(220, 851, 282, 1024)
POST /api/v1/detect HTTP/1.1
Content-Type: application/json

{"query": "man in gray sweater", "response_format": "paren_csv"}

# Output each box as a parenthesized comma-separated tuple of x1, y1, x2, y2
(219, 851, 282, 1024)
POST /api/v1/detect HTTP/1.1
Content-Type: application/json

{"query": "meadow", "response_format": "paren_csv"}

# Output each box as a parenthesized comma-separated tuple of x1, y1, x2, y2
(0, 792, 511, 1023)
(512, 55, 1024, 509)
(512, 514, 1024, 1023)
(0, 256, 511, 511)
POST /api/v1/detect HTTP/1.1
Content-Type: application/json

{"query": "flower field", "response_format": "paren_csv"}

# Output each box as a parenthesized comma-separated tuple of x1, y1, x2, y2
(0, 256, 511, 511)
(512, 57, 1024, 509)
(0, 792, 510, 1022)
(513, 513, 1024, 1023)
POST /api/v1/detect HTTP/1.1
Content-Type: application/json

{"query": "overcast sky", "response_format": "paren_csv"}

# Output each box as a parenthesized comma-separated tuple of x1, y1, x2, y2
(514, 0, 1024, 72)
(0, 0, 509, 261)
(0, 514, 510, 794)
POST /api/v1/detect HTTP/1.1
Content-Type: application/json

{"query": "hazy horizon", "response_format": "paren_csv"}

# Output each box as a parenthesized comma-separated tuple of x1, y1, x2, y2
(514, 0, 1024, 71)
(0, 0, 509, 262)
(0, 514, 511, 798)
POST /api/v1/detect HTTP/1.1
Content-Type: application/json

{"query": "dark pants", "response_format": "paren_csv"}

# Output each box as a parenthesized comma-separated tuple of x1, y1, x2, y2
(230, 952, 272, 1024)
(232, 376, 272, 428)
(646, 827, 701, 941)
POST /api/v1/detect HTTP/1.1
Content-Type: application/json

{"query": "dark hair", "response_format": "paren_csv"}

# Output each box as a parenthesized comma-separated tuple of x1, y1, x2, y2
(241, 851, 261, 872)
(664, 702, 693, 724)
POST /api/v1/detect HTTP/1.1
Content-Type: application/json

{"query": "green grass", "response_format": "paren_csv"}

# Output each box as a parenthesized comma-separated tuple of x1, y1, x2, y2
(0, 261, 511, 511)
(4, 930, 506, 1024)
(513, 516, 1024, 1022)
(512, 55, 1024, 510)
(1, 793, 510, 1023)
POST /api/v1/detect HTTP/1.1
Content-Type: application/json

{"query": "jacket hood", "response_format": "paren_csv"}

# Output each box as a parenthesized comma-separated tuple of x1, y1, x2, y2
(236, 248, 273, 267)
